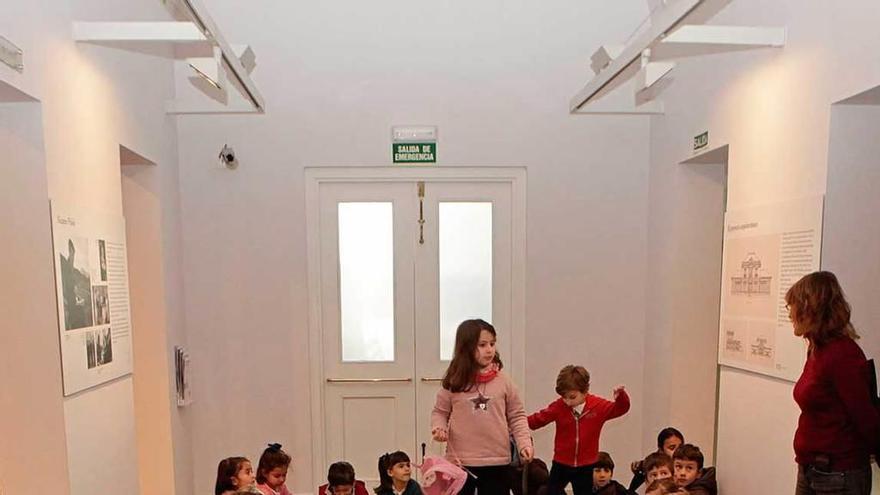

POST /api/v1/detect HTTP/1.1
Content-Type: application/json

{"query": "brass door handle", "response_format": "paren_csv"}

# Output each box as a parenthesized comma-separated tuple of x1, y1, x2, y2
(326, 377, 413, 383)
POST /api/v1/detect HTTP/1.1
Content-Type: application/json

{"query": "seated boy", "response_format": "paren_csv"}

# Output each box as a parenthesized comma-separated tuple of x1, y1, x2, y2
(642, 452, 673, 485)
(672, 444, 716, 495)
(317, 462, 370, 495)
(591, 452, 633, 495)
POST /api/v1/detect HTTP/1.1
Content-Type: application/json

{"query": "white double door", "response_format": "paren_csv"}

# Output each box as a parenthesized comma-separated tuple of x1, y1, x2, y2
(317, 179, 514, 485)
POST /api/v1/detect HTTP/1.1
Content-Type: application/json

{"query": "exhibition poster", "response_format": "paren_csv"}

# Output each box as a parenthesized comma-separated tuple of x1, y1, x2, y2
(51, 203, 134, 395)
(718, 196, 824, 382)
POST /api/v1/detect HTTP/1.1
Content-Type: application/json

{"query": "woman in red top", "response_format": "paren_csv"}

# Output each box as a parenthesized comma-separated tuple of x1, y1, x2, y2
(789, 271, 879, 495)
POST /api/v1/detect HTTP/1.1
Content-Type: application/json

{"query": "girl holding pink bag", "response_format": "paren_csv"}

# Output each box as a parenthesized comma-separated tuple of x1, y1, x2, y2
(431, 319, 534, 495)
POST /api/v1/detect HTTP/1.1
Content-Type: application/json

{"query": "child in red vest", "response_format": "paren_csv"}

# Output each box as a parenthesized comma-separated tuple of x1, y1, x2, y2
(528, 365, 630, 495)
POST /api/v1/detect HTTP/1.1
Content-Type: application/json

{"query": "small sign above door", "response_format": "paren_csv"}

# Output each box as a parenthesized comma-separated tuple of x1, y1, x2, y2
(393, 143, 436, 164)
(693, 130, 709, 153)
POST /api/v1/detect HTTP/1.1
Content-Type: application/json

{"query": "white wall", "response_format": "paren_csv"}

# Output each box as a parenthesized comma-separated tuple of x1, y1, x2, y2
(643, 141, 725, 463)
(823, 103, 880, 360)
(1, 0, 190, 493)
(173, 1, 653, 492)
(644, 1, 880, 493)
(123, 157, 195, 495)
(823, 101, 880, 493)
(0, 100, 71, 495)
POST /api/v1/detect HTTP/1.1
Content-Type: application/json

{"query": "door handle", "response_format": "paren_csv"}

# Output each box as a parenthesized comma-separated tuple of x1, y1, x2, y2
(420, 377, 443, 382)
(326, 377, 413, 383)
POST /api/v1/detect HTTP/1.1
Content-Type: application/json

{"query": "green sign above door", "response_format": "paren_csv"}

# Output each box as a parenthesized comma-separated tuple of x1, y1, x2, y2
(393, 143, 436, 164)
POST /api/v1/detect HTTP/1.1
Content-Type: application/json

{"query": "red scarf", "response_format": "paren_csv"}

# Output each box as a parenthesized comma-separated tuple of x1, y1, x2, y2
(475, 363, 499, 383)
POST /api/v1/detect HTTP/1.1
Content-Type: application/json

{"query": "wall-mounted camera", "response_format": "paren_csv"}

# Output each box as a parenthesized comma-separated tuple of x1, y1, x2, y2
(219, 144, 238, 169)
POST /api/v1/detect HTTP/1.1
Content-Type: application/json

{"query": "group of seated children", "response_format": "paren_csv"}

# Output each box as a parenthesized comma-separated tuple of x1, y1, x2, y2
(626, 436, 717, 495)
(215, 446, 419, 495)
(214, 439, 715, 495)
(214, 319, 717, 495)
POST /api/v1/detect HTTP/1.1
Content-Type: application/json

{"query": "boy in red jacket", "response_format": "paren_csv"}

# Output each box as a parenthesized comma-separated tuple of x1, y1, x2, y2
(528, 365, 630, 495)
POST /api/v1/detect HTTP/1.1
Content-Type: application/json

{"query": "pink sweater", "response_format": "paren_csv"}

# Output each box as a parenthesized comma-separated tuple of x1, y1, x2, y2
(431, 371, 532, 466)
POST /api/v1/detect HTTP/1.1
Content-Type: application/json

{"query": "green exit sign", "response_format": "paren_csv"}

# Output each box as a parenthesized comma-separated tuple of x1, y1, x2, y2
(693, 131, 709, 152)
(393, 143, 436, 164)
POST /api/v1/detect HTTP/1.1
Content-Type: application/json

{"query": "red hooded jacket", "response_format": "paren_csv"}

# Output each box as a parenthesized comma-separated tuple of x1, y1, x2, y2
(528, 391, 630, 467)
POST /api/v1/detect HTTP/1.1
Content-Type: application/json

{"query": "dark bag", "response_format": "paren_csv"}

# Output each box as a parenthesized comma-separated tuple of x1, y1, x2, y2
(510, 435, 521, 467)
(868, 359, 878, 405)
(868, 359, 880, 468)
(508, 458, 549, 495)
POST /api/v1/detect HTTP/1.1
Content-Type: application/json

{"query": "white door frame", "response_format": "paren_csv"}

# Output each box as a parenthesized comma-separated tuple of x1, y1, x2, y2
(304, 166, 527, 488)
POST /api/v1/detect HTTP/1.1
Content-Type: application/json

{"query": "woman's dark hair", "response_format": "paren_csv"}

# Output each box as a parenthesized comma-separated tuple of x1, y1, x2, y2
(442, 319, 503, 393)
(215, 457, 250, 495)
(785, 271, 859, 348)
(375, 451, 410, 493)
(328, 461, 356, 488)
(257, 443, 291, 484)
(656, 427, 684, 451)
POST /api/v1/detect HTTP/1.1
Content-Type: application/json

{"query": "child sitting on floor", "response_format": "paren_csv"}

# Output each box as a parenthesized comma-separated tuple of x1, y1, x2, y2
(642, 452, 673, 486)
(672, 444, 716, 495)
(256, 443, 292, 495)
(591, 452, 633, 495)
(318, 461, 370, 495)
(374, 451, 422, 495)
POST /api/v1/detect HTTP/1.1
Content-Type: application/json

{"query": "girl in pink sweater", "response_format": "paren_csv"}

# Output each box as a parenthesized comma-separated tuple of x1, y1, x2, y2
(256, 443, 293, 495)
(431, 319, 534, 495)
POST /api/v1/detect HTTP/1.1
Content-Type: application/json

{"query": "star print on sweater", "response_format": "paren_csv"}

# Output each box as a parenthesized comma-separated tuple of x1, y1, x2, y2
(471, 391, 492, 411)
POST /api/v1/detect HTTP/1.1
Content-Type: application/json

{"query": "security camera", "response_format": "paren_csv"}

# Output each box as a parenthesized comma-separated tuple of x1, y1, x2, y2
(219, 144, 238, 169)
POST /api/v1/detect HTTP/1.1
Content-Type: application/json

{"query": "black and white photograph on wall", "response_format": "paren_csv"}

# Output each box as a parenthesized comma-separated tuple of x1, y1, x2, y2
(93, 285, 110, 325)
(59, 237, 93, 330)
(98, 239, 107, 282)
(97, 327, 113, 366)
(86, 331, 97, 369)
(52, 204, 134, 395)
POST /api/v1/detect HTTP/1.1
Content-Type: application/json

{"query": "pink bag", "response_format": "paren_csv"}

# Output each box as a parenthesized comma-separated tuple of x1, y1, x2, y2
(418, 455, 468, 495)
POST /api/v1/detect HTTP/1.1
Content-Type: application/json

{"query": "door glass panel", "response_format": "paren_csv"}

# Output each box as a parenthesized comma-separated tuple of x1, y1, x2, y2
(338, 202, 395, 362)
(439, 202, 493, 360)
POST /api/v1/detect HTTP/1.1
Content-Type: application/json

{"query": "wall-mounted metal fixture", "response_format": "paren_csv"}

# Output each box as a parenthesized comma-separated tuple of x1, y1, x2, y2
(71, 0, 264, 115)
(0, 35, 23, 73)
(570, 0, 785, 115)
